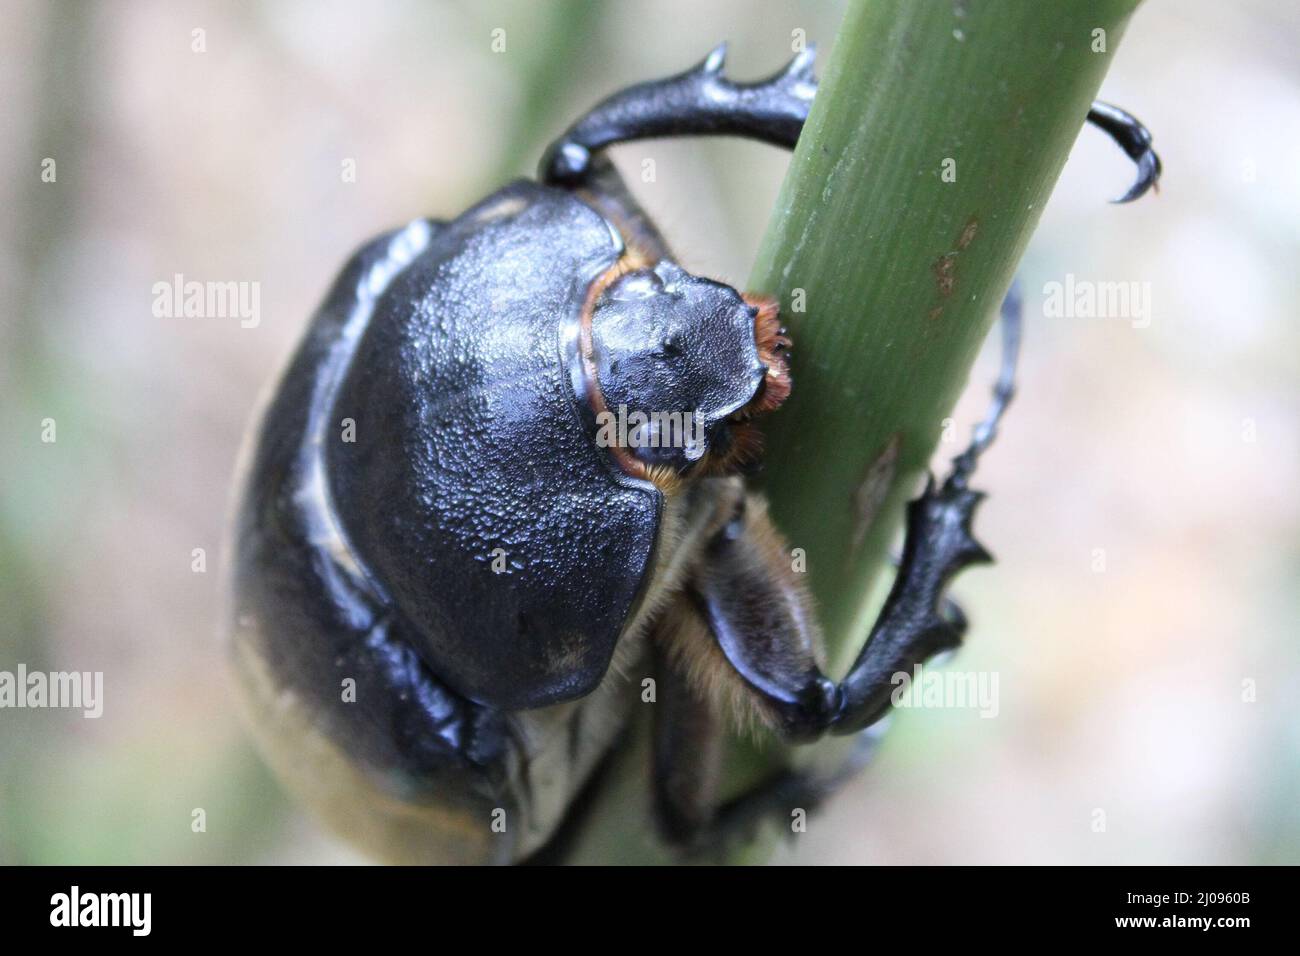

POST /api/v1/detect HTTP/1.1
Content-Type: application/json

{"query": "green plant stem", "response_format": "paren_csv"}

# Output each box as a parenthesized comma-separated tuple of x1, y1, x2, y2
(751, 0, 1141, 675)
(567, 0, 1144, 862)
(711, 0, 1144, 850)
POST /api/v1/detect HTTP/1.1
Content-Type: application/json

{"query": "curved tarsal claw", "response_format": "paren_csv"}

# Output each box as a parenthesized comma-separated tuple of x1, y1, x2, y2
(1087, 101, 1162, 204)
(1114, 148, 1161, 204)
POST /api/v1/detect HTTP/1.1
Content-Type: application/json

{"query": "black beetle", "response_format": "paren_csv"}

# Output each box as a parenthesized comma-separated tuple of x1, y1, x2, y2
(229, 44, 1160, 863)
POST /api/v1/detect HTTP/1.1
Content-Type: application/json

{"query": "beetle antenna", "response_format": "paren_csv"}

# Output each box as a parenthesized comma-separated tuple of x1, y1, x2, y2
(946, 279, 1021, 490)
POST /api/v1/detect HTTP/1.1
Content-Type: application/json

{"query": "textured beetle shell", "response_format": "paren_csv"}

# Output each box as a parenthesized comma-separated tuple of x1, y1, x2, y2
(241, 180, 662, 722)
(230, 220, 512, 855)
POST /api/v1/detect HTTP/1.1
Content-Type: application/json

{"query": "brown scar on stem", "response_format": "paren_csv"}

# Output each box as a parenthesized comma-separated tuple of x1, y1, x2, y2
(928, 216, 980, 320)
(958, 217, 979, 250)
(851, 432, 901, 553)
(933, 253, 958, 298)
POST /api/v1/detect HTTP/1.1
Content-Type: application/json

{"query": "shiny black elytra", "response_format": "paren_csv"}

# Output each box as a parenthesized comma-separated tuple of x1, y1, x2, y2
(229, 43, 1160, 863)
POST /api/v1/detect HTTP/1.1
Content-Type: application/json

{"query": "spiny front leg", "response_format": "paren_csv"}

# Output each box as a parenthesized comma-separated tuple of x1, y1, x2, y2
(674, 284, 1023, 744)
(826, 286, 1024, 734)
(541, 42, 817, 186)
(541, 43, 1161, 206)
(686, 494, 840, 742)
(683, 477, 990, 742)
(828, 474, 991, 735)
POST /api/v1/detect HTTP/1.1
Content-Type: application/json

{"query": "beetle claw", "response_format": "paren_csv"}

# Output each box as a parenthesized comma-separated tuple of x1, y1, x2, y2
(1086, 101, 1162, 204)
(1112, 147, 1161, 204)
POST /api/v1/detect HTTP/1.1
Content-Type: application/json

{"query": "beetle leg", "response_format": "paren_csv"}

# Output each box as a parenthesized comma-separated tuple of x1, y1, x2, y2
(685, 480, 989, 741)
(946, 279, 1021, 490)
(681, 286, 1022, 740)
(685, 493, 840, 742)
(541, 42, 817, 186)
(649, 590, 879, 854)
(650, 614, 726, 844)
(680, 732, 879, 859)
(665, 329, 1018, 837)
(705, 730, 879, 855)
(826, 473, 991, 735)
(1087, 101, 1162, 203)
(890, 553, 971, 635)
(541, 46, 1162, 206)
(826, 284, 1025, 734)
(825, 101, 1164, 719)
(574, 155, 675, 261)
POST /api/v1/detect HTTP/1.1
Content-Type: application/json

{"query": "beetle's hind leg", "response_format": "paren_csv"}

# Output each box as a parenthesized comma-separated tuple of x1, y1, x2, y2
(541, 42, 817, 186)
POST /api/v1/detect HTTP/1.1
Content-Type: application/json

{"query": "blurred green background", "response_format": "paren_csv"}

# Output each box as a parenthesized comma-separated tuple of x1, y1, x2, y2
(1, 0, 1296, 864)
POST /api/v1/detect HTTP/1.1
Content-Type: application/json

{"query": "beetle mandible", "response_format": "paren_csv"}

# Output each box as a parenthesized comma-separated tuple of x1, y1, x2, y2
(228, 44, 1160, 863)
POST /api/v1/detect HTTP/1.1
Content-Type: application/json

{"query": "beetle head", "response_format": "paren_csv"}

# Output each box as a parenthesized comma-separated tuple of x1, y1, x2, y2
(587, 260, 790, 482)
